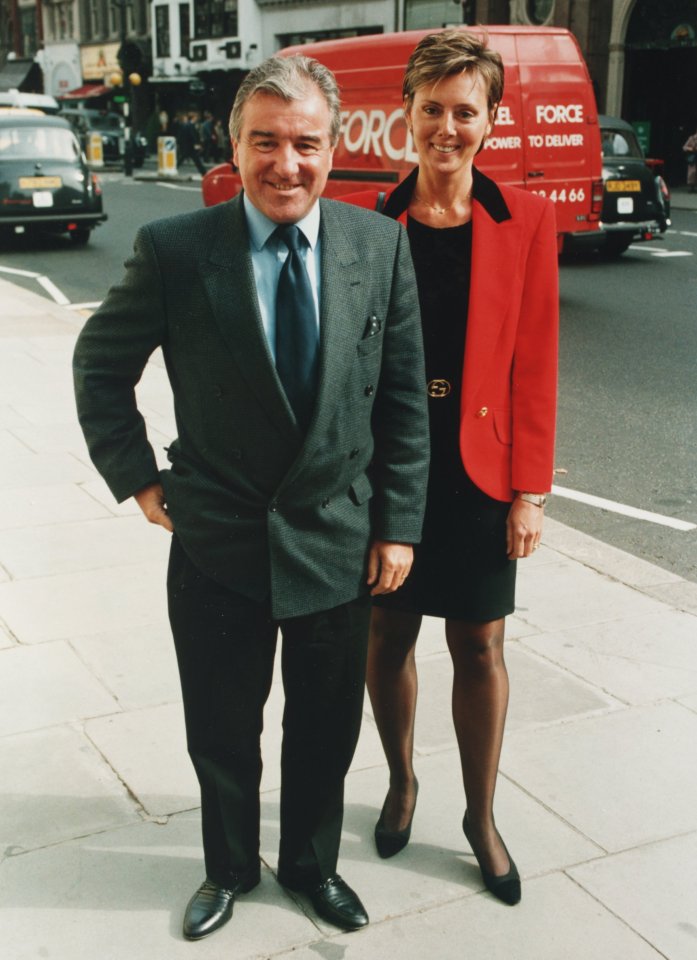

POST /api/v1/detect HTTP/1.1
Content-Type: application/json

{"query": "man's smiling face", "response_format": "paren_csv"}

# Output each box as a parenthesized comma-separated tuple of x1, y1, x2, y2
(232, 87, 335, 224)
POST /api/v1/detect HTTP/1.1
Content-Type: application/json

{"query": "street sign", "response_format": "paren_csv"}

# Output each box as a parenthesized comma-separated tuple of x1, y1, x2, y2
(632, 120, 651, 156)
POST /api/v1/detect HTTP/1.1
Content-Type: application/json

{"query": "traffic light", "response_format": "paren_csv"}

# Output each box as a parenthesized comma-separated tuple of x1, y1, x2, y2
(118, 41, 143, 77)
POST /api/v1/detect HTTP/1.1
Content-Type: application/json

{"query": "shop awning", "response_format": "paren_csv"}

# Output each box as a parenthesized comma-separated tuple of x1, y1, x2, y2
(58, 83, 112, 100)
(0, 58, 37, 92)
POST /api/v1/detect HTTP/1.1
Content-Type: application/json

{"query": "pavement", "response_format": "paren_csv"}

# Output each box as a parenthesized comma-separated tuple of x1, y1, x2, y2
(1, 276, 697, 960)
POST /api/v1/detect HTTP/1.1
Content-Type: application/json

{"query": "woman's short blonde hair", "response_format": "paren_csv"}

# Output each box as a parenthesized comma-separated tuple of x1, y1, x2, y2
(403, 29, 504, 117)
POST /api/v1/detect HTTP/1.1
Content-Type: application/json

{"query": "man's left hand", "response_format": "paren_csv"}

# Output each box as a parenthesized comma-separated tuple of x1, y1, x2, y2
(367, 541, 414, 595)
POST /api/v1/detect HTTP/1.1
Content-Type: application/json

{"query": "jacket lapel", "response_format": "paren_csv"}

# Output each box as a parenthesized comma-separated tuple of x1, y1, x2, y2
(276, 200, 366, 487)
(198, 196, 300, 437)
(462, 168, 521, 406)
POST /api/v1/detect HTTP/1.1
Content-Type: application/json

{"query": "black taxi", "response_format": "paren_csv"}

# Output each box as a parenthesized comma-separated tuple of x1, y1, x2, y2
(0, 109, 107, 245)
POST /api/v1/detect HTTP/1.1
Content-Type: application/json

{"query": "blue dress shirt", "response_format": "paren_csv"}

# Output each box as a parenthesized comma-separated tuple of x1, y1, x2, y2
(242, 194, 321, 363)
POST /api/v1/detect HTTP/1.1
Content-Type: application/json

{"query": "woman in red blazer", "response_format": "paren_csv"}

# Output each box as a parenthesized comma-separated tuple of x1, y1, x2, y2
(347, 30, 558, 905)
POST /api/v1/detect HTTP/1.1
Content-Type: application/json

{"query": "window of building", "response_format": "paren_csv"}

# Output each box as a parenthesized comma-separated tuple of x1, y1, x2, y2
(277, 26, 383, 47)
(404, 0, 460, 32)
(180, 4, 191, 57)
(193, 0, 237, 40)
(526, 1, 554, 25)
(155, 5, 171, 57)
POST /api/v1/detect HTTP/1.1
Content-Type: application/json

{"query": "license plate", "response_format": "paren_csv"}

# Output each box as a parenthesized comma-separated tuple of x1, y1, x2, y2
(19, 176, 62, 189)
(32, 191, 54, 208)
(606, 180, 641, 192)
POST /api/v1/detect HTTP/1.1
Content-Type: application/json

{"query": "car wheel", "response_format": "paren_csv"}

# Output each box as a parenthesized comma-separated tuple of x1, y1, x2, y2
(70, 227, 92, 246)
(602, 234, 632, 258)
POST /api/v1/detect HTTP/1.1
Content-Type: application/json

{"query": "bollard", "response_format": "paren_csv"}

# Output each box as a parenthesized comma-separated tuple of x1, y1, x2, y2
(157, 136, 178, 176)
(87, 132, 104, 167)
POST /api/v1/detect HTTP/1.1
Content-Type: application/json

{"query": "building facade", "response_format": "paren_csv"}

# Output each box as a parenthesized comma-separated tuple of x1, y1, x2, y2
(0, 0, 695, 179)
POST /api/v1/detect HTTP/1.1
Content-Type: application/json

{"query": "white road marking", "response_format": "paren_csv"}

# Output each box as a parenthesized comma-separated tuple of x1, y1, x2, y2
(552, 485, 696, 531)
(36, 275, 71, 305)
(0, 264, 40, 278)
(629, 244, 693, 257)
(677, 230, 697, 237)
(156, 182, 202, 192)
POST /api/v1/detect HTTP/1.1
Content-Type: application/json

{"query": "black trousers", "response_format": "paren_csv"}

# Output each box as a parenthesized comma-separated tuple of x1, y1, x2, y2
(167, 536, 370, 887)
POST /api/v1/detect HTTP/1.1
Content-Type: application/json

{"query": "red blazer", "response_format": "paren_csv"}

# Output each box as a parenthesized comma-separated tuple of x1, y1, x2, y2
(342, 166, 558, 502)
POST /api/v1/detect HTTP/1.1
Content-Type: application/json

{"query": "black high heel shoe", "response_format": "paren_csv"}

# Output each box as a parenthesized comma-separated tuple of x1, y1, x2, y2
(374, 779, 419, 859)
(462, 812, 521, 905)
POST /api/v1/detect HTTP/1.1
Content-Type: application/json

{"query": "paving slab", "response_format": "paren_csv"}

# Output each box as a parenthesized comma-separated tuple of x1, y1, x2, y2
(0, 482, 111, 530)
(0, 726, 141, 854)
(70, 622, 182, 711)
(543, 517, 683, 587)
(0, 450, 97, 488)
(569, 832, 697, 960)
(0, 642, 118, 737)
(0, 561, 169, 644)
(0, 515, 170, 579)
(85, 703, 198, 818)
(0, 814, 318, 960)
(410, 645, 617, 756)
(522, 610, 697, 704)
(502, 701, 697, 852)
(304, 751, 603, 921)
(640, 579, 697, 616)
(514, 559, 668, 631)
(271, 872, 665, 960)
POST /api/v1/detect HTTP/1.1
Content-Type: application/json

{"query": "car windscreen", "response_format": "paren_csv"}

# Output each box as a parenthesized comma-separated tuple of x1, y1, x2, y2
(601, 128, 643, 159)
(89, 114, 123, 132)
(0, 125, 80, 161)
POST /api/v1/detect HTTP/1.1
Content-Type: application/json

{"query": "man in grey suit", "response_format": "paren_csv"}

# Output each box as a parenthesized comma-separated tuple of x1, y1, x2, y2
(73, 54, 428, 941)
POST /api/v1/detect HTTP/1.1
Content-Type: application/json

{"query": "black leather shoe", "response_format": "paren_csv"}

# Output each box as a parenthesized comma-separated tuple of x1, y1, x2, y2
(280, 873, 369, 930)
(374, 778, 419, 858)
(183, 872, 260, 940)
(463, 813, 521, 906)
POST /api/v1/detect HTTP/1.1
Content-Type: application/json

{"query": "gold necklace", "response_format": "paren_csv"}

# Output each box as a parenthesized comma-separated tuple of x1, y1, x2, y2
(413, 189, 472, 215)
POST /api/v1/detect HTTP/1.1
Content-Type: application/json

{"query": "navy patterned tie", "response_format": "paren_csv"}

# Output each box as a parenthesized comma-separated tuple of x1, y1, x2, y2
(274, 224, 319, 430)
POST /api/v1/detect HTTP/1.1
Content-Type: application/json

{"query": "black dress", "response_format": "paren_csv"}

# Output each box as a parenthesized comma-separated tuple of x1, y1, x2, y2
(374, 215, 516, 621)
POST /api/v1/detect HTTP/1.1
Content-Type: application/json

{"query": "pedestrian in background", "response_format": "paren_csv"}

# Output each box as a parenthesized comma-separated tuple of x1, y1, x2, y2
(344, 28, 558, 907)
(176, 112, 206, 174)
(683, 126, 697, 192)
(73, 53, 428, 942)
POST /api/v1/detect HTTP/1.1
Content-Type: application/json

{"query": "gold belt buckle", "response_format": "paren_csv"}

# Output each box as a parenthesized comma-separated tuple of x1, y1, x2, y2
(427, 379, 451, 398)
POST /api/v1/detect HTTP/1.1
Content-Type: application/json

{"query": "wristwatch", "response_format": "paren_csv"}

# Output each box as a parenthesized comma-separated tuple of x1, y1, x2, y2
(517, 492, 548, 507)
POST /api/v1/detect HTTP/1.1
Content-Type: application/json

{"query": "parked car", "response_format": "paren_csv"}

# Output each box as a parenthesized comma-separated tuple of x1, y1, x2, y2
(566, 115, 671, 257)
(61, 108, 148, 167)
(0, 109, 107, 245)
(0, 90, 61, 114)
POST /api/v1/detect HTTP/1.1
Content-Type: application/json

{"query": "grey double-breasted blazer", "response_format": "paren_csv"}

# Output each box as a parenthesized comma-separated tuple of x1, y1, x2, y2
(73, 195, 429, 619)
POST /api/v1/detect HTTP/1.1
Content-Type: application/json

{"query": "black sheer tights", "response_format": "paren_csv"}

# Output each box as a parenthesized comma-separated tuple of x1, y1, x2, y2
(366, 607, 511, 876)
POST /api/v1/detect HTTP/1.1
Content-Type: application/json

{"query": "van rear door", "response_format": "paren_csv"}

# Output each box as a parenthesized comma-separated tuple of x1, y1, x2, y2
(516, 30, 602, 235)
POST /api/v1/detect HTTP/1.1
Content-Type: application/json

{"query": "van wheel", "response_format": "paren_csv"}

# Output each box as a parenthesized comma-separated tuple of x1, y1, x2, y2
(602, 235, 632, 258)
(70, 228, 91, 246)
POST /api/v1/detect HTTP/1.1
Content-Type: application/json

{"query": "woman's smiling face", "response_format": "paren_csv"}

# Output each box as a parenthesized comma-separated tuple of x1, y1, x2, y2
(406, 70, 495, 178)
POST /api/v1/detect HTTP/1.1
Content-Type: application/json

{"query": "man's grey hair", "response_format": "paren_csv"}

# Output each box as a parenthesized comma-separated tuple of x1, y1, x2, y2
(229, 54, 342, 146)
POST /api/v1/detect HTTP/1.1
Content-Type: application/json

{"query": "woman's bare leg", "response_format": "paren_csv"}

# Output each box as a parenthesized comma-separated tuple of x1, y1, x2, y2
(446, 617, 511, 876)
(366, 606, 422, 830)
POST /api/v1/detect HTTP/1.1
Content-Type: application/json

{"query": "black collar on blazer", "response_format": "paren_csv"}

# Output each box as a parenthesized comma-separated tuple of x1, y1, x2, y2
(383, 164, 512, 223)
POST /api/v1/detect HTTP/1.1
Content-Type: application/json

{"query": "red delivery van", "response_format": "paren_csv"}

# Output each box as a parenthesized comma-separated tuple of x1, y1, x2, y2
(202, 26, 604, 245)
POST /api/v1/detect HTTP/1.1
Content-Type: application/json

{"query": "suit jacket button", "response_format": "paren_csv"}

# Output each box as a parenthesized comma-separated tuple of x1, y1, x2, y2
(321, 498, 330, 508)
(269, 501, 278, 513)
(212, 384, 223, 399)
(364, 385, 374, 396)
(349, 447, 360, 459)
(476, 406, 489, 418)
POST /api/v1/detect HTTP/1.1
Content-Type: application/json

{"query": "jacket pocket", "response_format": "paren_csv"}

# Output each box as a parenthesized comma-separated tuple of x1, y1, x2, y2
(349, 473, 373, 505)
(493, 409, 512, 445)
